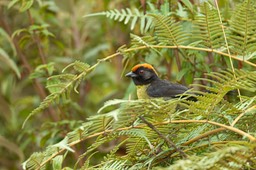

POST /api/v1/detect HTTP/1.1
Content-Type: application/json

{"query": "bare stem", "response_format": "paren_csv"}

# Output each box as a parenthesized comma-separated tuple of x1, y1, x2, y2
(139, 116, 187, 159)
(27, 10, 47, 64)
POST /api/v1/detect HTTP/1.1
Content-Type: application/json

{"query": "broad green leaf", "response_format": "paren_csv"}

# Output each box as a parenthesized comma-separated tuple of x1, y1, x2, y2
(20, 0, 34, 12)
(52, 155, 63, 170)
(0, 48, 20, 78)
(181, 0, 194, 13)
(0, 28, 16, 57)
(7, 0, 20, 9)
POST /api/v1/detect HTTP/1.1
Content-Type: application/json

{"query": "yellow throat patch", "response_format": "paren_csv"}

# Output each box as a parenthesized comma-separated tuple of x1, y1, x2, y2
(136, 85, 151, 99)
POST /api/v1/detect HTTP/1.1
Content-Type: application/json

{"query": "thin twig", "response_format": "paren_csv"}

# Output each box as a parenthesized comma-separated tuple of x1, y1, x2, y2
(174, 49, 186, 84)
(122, 45, 256, 67)
(214, 0, 242, 101)
(179, 104, 256, 146)
(182, 127, 225, 146)
(139, 116, 187, 158)
(231, 104, 256, 126)
(27, 10, 47, 64)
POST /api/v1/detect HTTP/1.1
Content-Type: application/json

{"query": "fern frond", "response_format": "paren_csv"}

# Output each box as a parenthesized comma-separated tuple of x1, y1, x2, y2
(228, 0, 256, 56)
(150, 14, 188, 46)
(192, 2, 225, 49)
(100, 160, 129, 170)
(184, 69, 256, 116)
(22, 152, 45, 170)
(22, 61, 90, 128)
(24, 66, 256, 169)
(156, 143, 256, 170)
(84, 8, 152, 33)
(130, 34, 157, 48)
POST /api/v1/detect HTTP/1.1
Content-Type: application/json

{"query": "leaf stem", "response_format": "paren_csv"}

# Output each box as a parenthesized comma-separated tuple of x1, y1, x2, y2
(214, 0, 242, 101)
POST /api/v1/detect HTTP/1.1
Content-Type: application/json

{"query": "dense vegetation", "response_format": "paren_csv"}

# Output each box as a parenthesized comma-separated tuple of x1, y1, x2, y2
(0, 0, 255, 169)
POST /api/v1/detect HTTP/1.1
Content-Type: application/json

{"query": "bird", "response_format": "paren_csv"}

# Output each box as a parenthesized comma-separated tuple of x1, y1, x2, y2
(125, 63, 189, 99)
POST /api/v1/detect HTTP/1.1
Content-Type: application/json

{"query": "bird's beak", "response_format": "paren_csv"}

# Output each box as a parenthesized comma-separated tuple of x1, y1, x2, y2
(125, 72, 138, 78)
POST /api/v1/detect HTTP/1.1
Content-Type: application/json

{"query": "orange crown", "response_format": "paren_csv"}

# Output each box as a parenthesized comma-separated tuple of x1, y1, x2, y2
(131, 63, 158, 75)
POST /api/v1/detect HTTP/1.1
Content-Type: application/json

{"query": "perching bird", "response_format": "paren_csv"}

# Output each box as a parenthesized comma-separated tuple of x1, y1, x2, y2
(125, 63, 189, 99)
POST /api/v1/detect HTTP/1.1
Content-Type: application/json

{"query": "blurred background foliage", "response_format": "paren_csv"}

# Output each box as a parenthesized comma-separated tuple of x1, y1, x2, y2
(0, 0, 254, 169)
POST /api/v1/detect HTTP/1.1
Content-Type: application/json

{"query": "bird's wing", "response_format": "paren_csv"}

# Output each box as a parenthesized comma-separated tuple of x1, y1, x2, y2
(146, 80, 188, 98)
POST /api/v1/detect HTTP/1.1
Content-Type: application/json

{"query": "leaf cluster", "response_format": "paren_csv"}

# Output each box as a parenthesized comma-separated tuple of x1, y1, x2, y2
(23, 69, 256, 169)
(2, 0, 256, 170)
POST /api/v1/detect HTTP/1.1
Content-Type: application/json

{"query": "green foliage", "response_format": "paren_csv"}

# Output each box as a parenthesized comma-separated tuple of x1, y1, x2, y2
(84, 8, 151, 33)
(156, 144, 256, 170)
(1, 0, 256, 170)
(193, 2, 225, 49)
(150, 14, 189, 46)
(23, 69, 256, 169)
(228, 0, 256, 57)
(22, 61, 90, 128)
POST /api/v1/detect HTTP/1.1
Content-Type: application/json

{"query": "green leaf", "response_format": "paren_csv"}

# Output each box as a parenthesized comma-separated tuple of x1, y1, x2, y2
(29, 62, 55, 79)
(73, 61, 90, 72)
(52, 137, 74, 153)
(181, 0, 194, 13)
(176, 67, 190, 81)
(8, 0, 20, 9)
(0, 28, 16, 57)
(84, 7, 150, 33)
(62, 60, 90, 73)
(176, 2, 188, 18)
(52, 155, 63, 170)
(98, 99, 136, 113)
(0, 48, 20, 78)
(20, 0, 34, 12)
(11, 28, 28, 38)
(46, 74, 76, 94)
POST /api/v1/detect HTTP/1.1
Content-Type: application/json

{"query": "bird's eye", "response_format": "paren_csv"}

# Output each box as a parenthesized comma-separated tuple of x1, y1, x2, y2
(139, 70, 144, 74)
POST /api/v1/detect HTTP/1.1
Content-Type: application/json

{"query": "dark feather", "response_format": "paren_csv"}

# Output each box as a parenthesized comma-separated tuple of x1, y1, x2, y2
(146, 79, 188, 98)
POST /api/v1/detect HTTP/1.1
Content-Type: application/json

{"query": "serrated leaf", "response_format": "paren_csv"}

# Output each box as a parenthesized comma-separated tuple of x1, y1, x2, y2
(73, 61, 90, 72)
(46, 74, 76, 94)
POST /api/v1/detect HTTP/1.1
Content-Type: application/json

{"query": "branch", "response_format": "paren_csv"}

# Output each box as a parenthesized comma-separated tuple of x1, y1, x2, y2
(182, 127, 225, 146)
(122, 45, 256, 67)
(27, 10, 47, 64)
(180, 105, 256, 146)
(139, 116, 187, 159)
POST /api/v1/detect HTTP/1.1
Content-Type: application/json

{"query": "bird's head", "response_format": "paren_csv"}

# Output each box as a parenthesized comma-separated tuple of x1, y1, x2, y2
(125, 63, 159, 85)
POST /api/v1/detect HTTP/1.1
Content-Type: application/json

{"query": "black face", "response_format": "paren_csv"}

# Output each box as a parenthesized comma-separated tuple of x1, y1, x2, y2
(126, 67, 158, 85)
